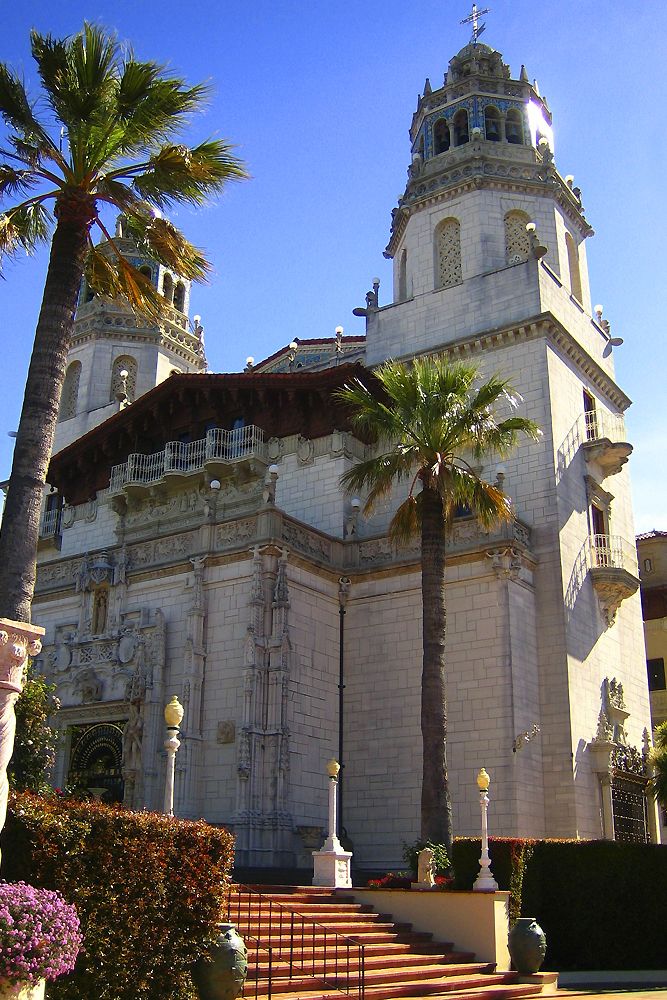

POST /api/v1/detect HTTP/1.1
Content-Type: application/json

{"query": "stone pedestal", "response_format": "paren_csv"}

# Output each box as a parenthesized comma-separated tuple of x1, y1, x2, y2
(0, 618, 45, 852)
(312, 846, 352, 888)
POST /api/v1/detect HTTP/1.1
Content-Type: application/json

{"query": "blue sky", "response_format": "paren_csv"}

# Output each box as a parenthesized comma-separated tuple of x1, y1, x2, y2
(1, 0, 665, 530)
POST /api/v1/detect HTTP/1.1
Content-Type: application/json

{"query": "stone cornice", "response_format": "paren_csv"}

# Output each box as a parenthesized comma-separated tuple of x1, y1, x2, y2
(394, 312, 630, 412)
(34, 510, 534, 603)
(385, 160, 591, 259)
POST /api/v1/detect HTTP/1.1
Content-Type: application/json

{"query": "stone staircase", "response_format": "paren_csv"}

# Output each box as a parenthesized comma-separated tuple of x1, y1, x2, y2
(229, 886, 549, 1000)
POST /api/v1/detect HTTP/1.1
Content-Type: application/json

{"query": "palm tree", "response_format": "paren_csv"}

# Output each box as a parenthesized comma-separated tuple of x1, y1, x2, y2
(0, 23, 246, 623)
(651, 721, 667, 811)
(337, 357, 540, 851)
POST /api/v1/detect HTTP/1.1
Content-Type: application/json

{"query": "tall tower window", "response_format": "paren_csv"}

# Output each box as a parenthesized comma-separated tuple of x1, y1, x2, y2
(484, 107, 501, 141)
(434, 119, 450, 155)
(435, 218, 462, 289)
(504, 211, 532, 264)
(59, 361, 82, 421)
(565, 232, 583, 302)
(453, 110, 469, 146)
(173, 281, 186, 312)
(162, 273, 174, 303)
(506, 109, 524, 145)
(139, 265, 153, 284)
(110, 355, 138, 403)
(398, 249, 408, 301)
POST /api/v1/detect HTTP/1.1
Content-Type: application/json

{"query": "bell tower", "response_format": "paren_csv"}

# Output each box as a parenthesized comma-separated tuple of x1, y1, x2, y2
(368, 39, 596, 367)
(358, 31, 650, 843)
(52, 216, 208, 455)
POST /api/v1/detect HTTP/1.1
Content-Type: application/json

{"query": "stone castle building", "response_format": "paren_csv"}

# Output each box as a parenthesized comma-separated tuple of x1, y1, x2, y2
(33, 36, 660, 870)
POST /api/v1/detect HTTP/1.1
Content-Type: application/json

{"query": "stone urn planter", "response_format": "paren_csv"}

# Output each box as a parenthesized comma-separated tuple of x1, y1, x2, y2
(192, 923, 248, 1000)
(508, 917, 547, 974)
(0, 981, 46, 1000)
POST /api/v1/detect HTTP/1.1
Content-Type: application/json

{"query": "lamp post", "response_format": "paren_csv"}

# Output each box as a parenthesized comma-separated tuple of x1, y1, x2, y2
(163, 695, 184, 817)
(312, 758, 352, 887)
(473, 767, 499, 891)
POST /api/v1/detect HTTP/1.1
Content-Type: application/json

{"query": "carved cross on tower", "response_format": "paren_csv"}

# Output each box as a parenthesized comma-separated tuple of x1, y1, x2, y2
(460, 3, 491, 44)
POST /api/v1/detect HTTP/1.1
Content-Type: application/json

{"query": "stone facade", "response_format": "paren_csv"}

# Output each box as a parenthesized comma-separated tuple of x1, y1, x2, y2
(33, 38, 658, 868)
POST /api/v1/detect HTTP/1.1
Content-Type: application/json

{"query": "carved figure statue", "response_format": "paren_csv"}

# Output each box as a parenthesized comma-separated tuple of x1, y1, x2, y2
(417, 847, 435, 886)
(123, 701, 144, 772)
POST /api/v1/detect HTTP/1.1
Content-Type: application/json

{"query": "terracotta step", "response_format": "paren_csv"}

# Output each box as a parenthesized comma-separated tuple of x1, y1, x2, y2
(247, 976, 544, 1000)
(251, 960, 493, 982)
(250, 951, 476, 975)
(246, 942, 465, 962)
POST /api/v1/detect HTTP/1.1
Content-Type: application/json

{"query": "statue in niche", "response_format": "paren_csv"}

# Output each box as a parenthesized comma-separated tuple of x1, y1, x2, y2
(123, 700, 144, 772)
(76, 667, 102, 703)
(92, 588, 108, 635)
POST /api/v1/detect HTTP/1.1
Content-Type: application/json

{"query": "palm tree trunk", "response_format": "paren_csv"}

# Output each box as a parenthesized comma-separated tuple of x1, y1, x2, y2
(0, 214, 90, 623)
(420, 483, 453, 853)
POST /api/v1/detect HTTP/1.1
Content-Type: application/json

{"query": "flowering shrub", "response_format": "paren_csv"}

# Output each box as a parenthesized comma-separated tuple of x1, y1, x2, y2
(0, 881, 81, 985)
(367, 872, 412, 889)
(1, 792, 235, 1000)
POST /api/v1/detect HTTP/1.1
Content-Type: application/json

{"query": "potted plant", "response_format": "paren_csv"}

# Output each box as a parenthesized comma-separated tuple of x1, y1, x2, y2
(0, 882, 82, 999)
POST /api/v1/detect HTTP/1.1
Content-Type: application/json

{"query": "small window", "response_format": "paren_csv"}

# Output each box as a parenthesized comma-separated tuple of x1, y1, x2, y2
(643, 558, 653, 575)
(59, 361, 82, 421)
(504, 210, 531, 265)
(583, 390, 597, 441)
(173, 281, 186, 312)
(434, 119, 450, 154)
(398, 249, 408, 301)
(484, 107, 501, 142)
(506, 109, 524, 144)
(648, 658, 666, 692)
(566, 232, 583, 302)
(110, 355, 137, 403)
(435, 218, 462, 289)
(162, 273, 174, 303)
(453, 109, 469, 146)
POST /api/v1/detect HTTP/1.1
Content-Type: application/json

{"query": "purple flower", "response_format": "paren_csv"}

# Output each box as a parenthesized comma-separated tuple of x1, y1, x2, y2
(0, 882, 82, 985)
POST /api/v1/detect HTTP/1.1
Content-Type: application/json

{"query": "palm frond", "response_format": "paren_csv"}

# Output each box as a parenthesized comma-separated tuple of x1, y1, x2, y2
(85, 243, 165, 321)
(129, 140, 247, 208)
(31, 25, 118, 130)
(389, 496, 420, 544)
(0, 165, 39, 199)
(114, 62, 211, 150)
(0, 64, 59, 166)
(0, 201, 52, 259)
(118, 212, 211, 282)
(341, 450, 415, 515)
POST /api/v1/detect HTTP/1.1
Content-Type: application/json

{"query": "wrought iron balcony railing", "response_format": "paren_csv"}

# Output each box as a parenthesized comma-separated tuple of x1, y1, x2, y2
(39, 506, 62, 539)
(588, 533, 637, 573)
(109, 425, 266, 493)
(583, 411, 628, 444)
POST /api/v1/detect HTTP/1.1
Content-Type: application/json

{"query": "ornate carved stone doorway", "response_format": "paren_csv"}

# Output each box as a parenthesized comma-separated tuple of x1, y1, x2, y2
(67, 722, 125, 802)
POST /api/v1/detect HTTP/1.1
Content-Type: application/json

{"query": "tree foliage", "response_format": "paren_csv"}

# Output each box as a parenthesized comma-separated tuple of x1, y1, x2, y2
(7, 664, 59, 794)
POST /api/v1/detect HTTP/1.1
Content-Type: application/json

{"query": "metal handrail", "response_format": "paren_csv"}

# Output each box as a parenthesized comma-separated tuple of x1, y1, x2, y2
(228, 884, 365, 1000)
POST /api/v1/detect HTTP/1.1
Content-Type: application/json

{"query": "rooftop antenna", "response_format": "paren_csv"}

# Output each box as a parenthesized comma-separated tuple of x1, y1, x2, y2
(460, 3, 491, 44)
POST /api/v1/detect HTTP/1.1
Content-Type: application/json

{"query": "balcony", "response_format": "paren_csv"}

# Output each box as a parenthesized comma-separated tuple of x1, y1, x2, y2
(582, 411, 632, 477)
(108, 426, 267, 497)
(588, 533, 640, 626)
(38, 506, 62, 546)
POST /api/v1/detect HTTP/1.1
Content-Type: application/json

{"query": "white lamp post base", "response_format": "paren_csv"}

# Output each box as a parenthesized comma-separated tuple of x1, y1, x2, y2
(312, 848, 352, 888)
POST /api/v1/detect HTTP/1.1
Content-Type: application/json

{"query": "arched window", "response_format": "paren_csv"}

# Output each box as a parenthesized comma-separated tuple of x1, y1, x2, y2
(484, 106, 501, 141)
(110, 355, 138, 403)
(506, 109, 524, 145)
(435, 218, 462, 289)
(504, 211, 532, 264)
(139, 265, 153, 284)
(173, 282, 186, 312)
(453, 110, 469, 146)
(565, 232, 583, 301)
(433, 119, 450, 155)
(162, 273, 174, 303)
(398, 249, 408, 301)
(59, 361, 82, 421)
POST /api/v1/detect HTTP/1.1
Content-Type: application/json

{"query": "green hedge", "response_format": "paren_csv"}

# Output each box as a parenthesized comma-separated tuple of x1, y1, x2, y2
(452, 836, 667, 970)
(1, 792, 235, 999)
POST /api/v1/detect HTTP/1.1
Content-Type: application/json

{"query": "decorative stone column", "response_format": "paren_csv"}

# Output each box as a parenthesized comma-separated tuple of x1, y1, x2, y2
(0, 618, 45, 855)
(312, 759, 352, 888)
